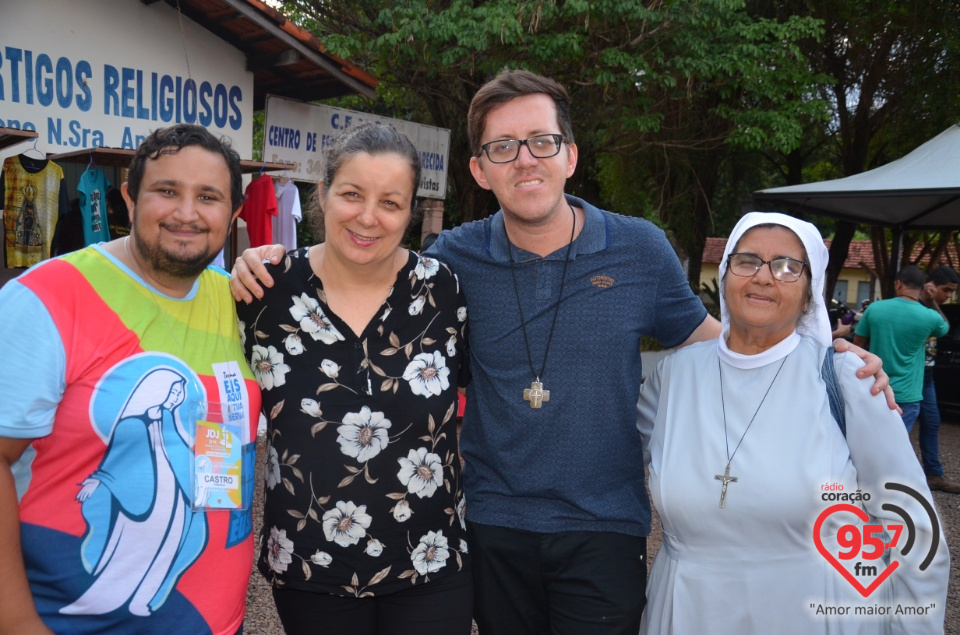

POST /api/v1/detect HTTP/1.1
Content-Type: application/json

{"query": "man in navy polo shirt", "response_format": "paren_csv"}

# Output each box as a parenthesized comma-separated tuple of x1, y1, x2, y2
(426, 69, 718, 634)
(231, 69, 891, 635)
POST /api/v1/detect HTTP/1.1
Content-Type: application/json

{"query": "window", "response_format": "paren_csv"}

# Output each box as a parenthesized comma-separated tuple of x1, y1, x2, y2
(833, 280, 849, 304)
(856, 281, 872, 305)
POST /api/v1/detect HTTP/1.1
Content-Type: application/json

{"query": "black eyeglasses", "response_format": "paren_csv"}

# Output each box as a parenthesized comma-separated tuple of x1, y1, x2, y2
(477, 134, 566, 163)
(727, 253, 808, 282)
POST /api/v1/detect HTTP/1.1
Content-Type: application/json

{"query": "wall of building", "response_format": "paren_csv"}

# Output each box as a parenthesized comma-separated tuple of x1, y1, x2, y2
(0, 0, 254, 162)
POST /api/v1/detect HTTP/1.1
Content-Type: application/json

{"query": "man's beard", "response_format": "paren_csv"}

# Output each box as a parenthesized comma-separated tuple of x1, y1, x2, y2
(130, 221, 219, 281)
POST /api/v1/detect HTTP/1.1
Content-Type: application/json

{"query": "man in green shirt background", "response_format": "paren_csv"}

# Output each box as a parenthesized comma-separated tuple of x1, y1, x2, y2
(855, 265, 951, 491)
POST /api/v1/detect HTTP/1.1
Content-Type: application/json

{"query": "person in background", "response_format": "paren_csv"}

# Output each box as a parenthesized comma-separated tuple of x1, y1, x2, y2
(236, 121, 472, 635)
(854, 265, 949, 434)
(637, 212, 948, 634)
(231, 70, 893, 635)
(0, 123, 260, 634)
(106, 187, 130, 239)
(916, 266, 960, 493)
(51, 197, 85, 256)
(831, 318, 853, 340)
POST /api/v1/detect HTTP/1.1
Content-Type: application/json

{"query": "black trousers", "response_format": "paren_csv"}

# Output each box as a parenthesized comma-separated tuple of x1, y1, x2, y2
(271, 569, 473, 635)
(468, 522, 647, 635)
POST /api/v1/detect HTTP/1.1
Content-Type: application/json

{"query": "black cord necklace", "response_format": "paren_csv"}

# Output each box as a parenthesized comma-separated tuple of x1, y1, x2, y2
(506, 203, 577, 409)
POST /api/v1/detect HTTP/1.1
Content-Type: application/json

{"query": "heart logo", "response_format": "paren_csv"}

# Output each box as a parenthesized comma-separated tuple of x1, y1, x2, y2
(813, 503, 899, 597)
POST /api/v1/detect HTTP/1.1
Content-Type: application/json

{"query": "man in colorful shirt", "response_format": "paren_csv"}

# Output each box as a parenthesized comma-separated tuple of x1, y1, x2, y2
(0, 124, 261, 635)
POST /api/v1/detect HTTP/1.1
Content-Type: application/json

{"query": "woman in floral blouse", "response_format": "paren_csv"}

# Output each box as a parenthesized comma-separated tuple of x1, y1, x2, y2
(236, 121, 471, 634)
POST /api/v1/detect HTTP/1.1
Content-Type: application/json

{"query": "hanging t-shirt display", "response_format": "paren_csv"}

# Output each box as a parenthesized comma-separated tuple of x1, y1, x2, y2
(273, 178, 302, 250)
(239, 174, 277, 248)
(77, 167, 111, 246)
(2, 155, 69, 268)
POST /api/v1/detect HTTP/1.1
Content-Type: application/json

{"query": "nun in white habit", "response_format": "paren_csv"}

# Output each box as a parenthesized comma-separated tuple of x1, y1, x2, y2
(637, 212, 948, 634)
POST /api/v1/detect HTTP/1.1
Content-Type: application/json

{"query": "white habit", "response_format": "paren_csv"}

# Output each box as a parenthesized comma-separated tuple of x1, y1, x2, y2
(637, 335, 948, 634)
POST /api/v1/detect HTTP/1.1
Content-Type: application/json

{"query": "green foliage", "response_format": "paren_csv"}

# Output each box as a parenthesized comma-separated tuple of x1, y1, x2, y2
(280, 0, 827, 197)
(251, 110, 264, 161)
(273, 0, 960, 291)
(594, 152, 658, 223)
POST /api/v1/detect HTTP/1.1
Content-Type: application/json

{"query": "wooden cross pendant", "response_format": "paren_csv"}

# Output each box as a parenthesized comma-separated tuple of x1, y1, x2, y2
(523, 380, 550, 409)
(714, 463, 738, 509)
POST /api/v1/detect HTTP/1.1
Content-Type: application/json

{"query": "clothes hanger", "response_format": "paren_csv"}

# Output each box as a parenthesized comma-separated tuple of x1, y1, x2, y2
(86, 149, 96, 172)
(22, 138, 46, 160)
(277, 164, 289, 185)
(258, 160, 266, 177)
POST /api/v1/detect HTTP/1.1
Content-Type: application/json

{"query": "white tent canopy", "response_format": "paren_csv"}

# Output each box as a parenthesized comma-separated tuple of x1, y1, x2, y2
(752, 124, 960, 230)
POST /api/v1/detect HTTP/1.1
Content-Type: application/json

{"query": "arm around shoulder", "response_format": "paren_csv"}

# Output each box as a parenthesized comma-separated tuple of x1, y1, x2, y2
(229, 244, 287, 303)
(834, 352, 950, 623)
(678, 314, 721, 348)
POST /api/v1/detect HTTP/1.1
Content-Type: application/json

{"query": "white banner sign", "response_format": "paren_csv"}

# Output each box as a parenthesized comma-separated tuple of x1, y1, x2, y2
(0, 0, 254, 158)
(263, 95, 449, 199)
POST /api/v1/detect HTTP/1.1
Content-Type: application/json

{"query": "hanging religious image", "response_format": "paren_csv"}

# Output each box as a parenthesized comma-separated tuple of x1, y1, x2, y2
(14, 183, 44, 259)
(2, 155, 66, 268)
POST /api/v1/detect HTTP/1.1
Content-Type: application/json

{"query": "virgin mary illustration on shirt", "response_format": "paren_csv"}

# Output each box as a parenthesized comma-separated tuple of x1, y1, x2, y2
(62, 361, 208, 617)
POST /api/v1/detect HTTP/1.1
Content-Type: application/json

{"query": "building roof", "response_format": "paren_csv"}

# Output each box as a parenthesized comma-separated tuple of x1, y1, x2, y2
(145, 0, 377, 108)
(702, 237, 957, 270)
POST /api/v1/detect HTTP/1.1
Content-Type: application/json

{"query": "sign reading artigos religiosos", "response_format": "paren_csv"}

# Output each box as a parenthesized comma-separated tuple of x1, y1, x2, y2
(0, 0, 253, 157)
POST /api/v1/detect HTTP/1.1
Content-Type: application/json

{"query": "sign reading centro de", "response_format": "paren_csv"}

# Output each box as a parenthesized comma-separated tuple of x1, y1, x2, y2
(263, 94, 450, 200)
(0, 0, 253, 157)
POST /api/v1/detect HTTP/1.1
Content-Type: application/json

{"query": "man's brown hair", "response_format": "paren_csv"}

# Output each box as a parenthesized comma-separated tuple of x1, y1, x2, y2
(467, 69, 575, 156)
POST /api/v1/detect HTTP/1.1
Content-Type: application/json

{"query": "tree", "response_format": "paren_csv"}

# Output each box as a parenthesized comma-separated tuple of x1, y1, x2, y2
(278, 0, 823, 267)
(756, 0, 960, 299)
(615, 8, 827, 286)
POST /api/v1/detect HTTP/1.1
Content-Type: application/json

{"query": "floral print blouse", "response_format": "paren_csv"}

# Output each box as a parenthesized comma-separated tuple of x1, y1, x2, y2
(237, 248, 469, 596)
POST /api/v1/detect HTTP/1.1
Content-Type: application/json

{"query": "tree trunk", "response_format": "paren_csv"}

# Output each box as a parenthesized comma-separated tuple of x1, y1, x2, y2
(825, 221, 857, 302)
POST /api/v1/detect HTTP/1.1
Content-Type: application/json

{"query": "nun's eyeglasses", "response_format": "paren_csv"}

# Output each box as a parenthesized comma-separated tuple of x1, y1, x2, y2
(727, 253, 808, 282)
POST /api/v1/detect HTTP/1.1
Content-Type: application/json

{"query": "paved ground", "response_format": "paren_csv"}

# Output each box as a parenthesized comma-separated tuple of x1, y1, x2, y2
(244, 413, 960, 634)
(927, 410, 960, 634)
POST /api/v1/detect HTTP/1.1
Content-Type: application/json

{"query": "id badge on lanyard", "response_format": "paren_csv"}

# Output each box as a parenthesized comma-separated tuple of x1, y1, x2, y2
(193, 361, 251, 510)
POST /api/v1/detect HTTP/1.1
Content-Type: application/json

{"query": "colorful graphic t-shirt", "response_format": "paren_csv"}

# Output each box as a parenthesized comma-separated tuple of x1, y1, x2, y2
(77, 167, 112, 245)
(0, 246, 261, 635)
(1, 155, 68, 267)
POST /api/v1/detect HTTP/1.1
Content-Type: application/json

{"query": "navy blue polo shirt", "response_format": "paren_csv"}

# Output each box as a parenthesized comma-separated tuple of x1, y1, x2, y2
(427, 195, 706, 536)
